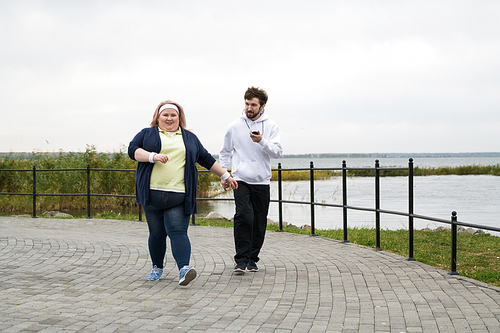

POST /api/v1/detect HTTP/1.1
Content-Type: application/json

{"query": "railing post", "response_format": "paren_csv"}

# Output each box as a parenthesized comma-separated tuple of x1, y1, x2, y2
(342, 160, 349, 243)
(408, 158, 415, 261)
(310, 161, 316, 236)
(449, 211, 459, 275)
(375, 159, 381, 251)
(32, 165, 37, 218)
(278, 163, 283, 232)
(138, 204, 143, 222)
(191, 214, 196, 226)
(86, 164, 91, 219)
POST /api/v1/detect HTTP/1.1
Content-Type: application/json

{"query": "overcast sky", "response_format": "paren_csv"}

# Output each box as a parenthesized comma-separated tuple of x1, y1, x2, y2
(1, 0, 499, 155)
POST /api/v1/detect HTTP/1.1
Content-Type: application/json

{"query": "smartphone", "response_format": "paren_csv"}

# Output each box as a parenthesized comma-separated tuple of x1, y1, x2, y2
(252, 131, 259, 135)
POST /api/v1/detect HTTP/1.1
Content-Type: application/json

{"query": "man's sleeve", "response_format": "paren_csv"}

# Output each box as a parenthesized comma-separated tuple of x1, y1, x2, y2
(258, 124, 283, 159)
(218, 128, 233, 170)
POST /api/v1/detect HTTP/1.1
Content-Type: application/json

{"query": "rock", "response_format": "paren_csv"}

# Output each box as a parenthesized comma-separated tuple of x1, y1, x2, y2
(266, 219, 292, 227)
(42, 211, 73, 218)
(205, 212, 224, 219)
(458, 228, 484, 235)
(420, 226, 484, 235)
(460, 228, 477, 235)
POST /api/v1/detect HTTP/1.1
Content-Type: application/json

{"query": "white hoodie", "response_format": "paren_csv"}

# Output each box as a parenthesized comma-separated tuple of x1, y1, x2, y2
(219, 109, 283, 185)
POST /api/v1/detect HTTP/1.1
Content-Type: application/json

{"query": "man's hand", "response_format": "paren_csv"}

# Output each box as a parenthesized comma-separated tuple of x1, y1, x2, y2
(250, 131, 262, 143)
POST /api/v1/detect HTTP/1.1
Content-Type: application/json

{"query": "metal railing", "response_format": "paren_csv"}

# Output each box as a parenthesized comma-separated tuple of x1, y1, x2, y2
(0, 165, 142, 221)
(1, 159, 499, 276)
(196, 158, 500, 276)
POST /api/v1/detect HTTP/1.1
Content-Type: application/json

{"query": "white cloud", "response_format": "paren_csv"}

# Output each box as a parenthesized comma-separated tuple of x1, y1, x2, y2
(1, 0, 499, 154)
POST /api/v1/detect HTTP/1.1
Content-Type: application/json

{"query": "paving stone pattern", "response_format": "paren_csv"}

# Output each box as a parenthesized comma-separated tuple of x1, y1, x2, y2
(1, 216, 500, 332)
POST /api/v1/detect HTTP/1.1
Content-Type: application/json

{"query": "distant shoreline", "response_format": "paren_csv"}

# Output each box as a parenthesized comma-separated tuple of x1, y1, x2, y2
(275, 152, 500, 159)
(2, 151, 500, 159)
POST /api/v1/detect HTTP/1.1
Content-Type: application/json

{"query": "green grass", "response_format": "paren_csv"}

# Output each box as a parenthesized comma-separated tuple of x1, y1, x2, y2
(414, 164, 500, 176)
(274, 164, 500, 179)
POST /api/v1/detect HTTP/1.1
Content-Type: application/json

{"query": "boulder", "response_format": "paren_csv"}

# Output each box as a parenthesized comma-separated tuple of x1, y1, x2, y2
(267, 219, 293, 228)
(459, 228, 476, 235)
(42, 211, 73, 218)
(204, 212, 224, 219)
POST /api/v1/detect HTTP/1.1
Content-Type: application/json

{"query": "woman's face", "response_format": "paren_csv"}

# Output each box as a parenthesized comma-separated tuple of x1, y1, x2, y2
(158, 109, 180, 132)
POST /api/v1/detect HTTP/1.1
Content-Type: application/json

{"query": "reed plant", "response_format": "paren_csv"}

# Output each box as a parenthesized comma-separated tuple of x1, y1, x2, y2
(270, 164, 500, 180)
(271, 169, 339, 181)
(337, 164, 500, 177)
(415, 164, 500, 176)
(0, 146, 219, 213)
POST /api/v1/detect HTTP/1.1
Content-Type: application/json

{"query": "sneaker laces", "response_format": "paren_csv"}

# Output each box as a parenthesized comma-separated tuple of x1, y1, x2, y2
(151, 265, 161, 274)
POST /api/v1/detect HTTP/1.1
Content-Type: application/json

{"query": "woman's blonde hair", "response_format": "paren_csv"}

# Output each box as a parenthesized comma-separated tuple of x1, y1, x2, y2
(150, 100, 187, 129)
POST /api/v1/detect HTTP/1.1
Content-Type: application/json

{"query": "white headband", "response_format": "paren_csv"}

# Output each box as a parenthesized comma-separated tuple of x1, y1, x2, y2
(158, 104, 179, 115)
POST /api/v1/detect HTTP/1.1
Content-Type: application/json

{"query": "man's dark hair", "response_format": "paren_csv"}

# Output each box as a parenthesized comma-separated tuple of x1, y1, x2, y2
(244, 86, 268, 107)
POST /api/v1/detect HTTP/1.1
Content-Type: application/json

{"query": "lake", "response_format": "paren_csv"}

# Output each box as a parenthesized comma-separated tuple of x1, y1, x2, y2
(198, 156, 500, 232)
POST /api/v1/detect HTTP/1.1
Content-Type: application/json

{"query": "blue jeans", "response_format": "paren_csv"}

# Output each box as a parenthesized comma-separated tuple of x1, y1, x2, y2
(143, 190, 191, 270)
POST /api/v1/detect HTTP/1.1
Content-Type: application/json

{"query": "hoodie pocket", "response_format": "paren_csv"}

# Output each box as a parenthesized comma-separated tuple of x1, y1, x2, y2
(234, 161, 270, 183)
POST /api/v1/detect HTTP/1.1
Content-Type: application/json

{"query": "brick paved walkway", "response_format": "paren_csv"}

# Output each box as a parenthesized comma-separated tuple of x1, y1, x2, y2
(1, 216, 500, 332)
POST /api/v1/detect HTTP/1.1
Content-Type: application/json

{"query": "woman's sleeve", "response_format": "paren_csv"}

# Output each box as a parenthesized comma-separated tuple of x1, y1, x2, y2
(128, 129, 145, 161)
(195, 136, 216, 170)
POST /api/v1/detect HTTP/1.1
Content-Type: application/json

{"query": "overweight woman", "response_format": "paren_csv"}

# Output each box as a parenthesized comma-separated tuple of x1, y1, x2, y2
(128, 100, 237, 286)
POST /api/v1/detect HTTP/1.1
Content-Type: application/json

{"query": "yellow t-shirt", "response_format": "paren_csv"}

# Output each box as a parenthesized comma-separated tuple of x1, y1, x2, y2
(150, 128, 186, 192)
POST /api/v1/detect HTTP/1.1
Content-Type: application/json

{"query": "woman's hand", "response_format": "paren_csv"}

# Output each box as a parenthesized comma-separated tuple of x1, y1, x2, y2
(134, 148, 168, 164)
(210, 162, 237, 190)
(221, 177, 238, 190)
(153, 153, 169, 164)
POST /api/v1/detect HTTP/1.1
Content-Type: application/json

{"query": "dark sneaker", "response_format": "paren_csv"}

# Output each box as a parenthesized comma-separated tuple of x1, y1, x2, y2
(246, 260, 258, 272)
(234, 262, 246, 273)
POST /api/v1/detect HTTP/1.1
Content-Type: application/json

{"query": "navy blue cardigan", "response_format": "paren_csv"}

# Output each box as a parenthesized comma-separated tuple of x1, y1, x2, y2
(128, 126, 216, 215)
